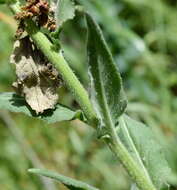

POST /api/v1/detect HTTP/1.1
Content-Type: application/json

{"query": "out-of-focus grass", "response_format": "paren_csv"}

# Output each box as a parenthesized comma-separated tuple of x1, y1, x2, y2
(0, 0, 177, 189)
(0, 6, 15, 92)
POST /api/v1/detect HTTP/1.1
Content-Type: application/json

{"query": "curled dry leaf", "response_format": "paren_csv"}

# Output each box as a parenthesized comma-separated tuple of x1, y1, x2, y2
(10, 37, 61, 114)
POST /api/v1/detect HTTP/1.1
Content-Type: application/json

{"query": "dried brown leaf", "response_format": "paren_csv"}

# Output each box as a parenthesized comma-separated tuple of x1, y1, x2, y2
(10, 37, 61, 114)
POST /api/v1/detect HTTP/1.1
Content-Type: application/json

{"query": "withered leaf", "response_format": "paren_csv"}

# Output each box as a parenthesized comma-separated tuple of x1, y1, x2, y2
(10, 37, 61, 114)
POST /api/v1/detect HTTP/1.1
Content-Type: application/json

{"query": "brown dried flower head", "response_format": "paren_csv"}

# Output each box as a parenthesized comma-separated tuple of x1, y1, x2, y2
(15, 0, 56, 37)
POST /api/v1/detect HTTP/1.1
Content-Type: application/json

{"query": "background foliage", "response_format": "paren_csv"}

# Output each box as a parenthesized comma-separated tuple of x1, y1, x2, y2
(0, 0, 177, 189)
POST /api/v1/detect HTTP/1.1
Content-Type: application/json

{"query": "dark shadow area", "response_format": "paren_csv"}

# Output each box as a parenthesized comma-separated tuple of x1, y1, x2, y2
(10, 93, 37, 117)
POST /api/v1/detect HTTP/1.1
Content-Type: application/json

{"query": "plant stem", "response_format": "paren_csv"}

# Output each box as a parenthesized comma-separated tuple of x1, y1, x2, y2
(27, 21, 97, 126)
(96, 66, 156, 190)
(107, 117, 156, 190)
(9, 3, 97, 127)
(9, 2, 157, 190)
(24, 22, 157, 190)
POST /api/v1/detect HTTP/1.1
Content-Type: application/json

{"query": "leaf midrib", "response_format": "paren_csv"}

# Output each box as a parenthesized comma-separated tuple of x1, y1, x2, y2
(97, 59, 115, 131)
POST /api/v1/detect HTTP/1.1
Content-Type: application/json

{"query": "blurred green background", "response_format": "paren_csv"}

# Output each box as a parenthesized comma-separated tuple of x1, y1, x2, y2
(0, 0, 177, 189)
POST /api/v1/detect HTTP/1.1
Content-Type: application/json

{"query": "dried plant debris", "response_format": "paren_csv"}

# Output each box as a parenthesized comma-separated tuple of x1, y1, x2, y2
(15, 0, 56, 38)
(10, 37, 61, 114)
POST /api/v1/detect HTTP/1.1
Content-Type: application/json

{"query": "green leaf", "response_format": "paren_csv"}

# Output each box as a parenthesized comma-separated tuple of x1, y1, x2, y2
(55, 0, 75, 28)
(0, 92, 81, 124)
(119, 114, 172, 189)
(85, 13, 171, 189)
(28, 168, 99, 190)
(86, 13, 127, 130)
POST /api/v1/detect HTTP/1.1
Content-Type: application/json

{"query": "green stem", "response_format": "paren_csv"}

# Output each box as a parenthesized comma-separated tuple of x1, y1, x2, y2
(9, 4, 97, 126)
(97, 65, 156, 190)
(26, 21, 97, 126)
(9, 2, 156, 190)
(107, 118, 156, 190)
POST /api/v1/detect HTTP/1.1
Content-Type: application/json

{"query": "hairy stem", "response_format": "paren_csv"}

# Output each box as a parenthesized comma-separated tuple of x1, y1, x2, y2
(9, 3, 97, 126)
(9, 2, 157, 190)
(26, 21, 97, 126)
(96, 65, 156, 190)
(107, 117, 156, 190)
